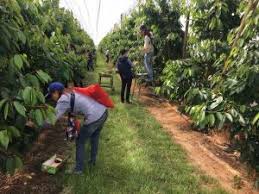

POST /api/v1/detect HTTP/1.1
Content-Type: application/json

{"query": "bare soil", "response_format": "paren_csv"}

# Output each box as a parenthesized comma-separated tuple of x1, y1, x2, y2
(139, 88, 258, 194)
(0, 121, 70, 194)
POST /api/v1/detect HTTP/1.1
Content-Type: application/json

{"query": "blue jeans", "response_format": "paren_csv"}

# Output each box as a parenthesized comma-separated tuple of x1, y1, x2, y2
(144, 52, 154, 81)
(75, 110, 108, 171)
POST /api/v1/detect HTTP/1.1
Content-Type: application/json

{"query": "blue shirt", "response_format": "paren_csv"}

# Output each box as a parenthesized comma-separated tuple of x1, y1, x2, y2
(55, 92, 107, 124)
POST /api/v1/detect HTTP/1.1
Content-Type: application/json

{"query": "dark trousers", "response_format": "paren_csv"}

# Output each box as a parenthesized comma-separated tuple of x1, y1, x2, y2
(120, 76, 132, 102)
(87, 61, 94, 71)
(105, 55, 109, 63)
(75, 110, 108, 171)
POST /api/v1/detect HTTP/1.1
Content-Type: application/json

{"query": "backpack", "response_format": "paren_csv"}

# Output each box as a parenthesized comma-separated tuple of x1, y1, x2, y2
(74, 84, 114, 108)
(150, 36, 158, 56)
(66, 93, 80, 141)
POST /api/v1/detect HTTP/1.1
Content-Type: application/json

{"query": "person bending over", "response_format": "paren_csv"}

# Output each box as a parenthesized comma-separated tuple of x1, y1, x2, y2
(47, 82, 108, 174)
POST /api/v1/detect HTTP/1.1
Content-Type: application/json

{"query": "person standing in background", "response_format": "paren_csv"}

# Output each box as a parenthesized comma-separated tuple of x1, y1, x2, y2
(87, 50, 94, 71)
(140, 25, 154, 82)
(116, 49, 134, 104)
(105, 49, 110, 64)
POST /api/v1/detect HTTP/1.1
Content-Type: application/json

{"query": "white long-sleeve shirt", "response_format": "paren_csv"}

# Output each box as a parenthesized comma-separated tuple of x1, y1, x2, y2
(55, 92, 107, 124)
(144, 35, 154, 54)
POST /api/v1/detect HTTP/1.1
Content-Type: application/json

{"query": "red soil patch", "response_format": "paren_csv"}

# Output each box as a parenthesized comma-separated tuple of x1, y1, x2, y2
(139, 88, 258, 194)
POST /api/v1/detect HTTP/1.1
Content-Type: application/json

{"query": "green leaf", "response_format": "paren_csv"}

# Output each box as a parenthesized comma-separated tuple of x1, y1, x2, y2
(22, 54, 30, 67)
(208, 114, 215, 127)
(240, 105, 246, 113)
(225, 113, 233, 122)
(7, 126, 21, 138)
(13, 54, 23, 69)
(46, 108, 56, 125)
(36, 70, 52, 83)
(35, 109, 44, 126)
(230, 108, 238, 118)
(5, 157, 15, 174)
(252, 113, 259, 125)
(13, 101, 26, 117)
(4, 102, 9, 120)
(18, 31, 26, 44)
(0, 130, 9, 149)
(0, 99, 7, 110)
(239, 115, 246, 126)
(22, 87, 32, 104)
(185, 106, 191, 113)
(37, 91, 45, 103)
(209, 17, 217, 30)
(30, 88, 37, 106)
(14, 156, 23, 169)
(208, 96, 223, 110)
(216, 112, 223, 121)
(190, 106, 196, 116)
(200, 107, 206, 123)
(25, 74, 40, 89)
(218, 115, 226, 129)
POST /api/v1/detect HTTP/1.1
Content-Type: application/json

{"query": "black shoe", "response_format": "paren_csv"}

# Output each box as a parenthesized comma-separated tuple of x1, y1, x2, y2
(126, 100, 132, 104)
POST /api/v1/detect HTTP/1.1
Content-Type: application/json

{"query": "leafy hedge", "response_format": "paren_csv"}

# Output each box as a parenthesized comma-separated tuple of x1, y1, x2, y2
(100, 0, 259, 172)
(0, 0, 94, 173)
(159, 0, 259, 170)
(98, 0, 183, 71)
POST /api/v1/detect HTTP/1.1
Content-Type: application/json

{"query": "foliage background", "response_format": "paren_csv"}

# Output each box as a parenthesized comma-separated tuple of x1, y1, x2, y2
(98, 0, 184, 72)
(0, 0, 94, 173)
(99, 0, 259, 171)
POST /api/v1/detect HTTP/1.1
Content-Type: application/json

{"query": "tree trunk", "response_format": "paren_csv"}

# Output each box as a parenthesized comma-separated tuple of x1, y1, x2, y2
(182, 11, 190, 59)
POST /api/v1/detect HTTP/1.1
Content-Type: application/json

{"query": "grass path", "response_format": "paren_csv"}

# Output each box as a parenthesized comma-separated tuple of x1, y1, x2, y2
(62, 54, 227, 194)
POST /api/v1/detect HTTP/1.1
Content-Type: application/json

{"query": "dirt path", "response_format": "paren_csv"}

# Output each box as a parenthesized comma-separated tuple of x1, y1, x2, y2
(139, 89, 258, 194)
(0, 122, 69, 194)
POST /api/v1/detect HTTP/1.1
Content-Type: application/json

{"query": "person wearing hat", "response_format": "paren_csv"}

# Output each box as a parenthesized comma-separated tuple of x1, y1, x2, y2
(47, 82, 108, 174)
(140, 24, 154, 82)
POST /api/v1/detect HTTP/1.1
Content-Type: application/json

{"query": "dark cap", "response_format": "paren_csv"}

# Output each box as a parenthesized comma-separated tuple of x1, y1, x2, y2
(45, 82, 65, 98)
(140, 24, 147, 31)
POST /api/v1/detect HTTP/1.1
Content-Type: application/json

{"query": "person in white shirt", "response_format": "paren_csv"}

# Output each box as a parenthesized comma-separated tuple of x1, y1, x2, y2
(140, 25, 154, 82)
(105, 49, 110, 63)
(47, 82, 108, 174)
